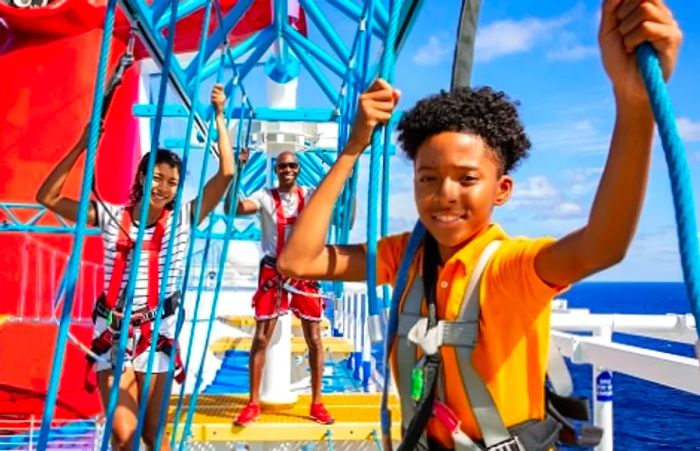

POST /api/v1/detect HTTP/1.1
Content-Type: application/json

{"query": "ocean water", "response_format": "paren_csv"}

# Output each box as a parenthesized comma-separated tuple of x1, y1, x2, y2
(563, 282, 700, 450)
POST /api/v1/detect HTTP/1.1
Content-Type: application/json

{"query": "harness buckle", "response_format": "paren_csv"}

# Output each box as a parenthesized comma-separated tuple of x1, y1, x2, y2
(407, 317, 443, 355)
(487, 437, 525, 451)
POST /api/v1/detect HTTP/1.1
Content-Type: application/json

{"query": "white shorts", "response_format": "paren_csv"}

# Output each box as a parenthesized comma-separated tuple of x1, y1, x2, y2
(93, 314, 177, 374)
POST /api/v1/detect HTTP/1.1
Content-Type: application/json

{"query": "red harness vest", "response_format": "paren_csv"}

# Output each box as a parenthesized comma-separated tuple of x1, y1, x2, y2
(86, 206, 184, 390)
(106, 206, 166, 311)
(270, 187, 304, 257)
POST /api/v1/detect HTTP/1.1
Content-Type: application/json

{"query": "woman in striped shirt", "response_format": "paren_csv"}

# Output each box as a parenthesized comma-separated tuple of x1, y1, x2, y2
(36, 84, 236, 450)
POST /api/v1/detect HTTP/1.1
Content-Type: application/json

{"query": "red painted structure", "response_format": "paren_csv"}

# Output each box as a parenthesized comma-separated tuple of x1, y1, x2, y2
(0, 0, 300, 423)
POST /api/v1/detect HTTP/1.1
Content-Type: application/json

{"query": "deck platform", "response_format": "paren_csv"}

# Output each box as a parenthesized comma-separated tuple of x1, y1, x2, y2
(167, 393, 401, 442)
(218, 315, 331, 332)
(210, 336, 353, 357)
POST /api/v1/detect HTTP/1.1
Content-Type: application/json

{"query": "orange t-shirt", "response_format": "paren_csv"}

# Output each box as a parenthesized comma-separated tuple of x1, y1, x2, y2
(377, 224, 565, 448)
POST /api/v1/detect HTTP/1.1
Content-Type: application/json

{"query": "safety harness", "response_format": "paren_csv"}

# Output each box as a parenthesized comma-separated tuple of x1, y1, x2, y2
(271, 186, 304, 257)
(382, 223, 599, 451)
(85, 206, 185, 390)
(256, 187, 320, 302)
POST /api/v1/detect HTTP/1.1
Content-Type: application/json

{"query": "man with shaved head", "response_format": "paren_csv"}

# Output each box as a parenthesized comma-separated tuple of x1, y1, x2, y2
(225, 150, 334, 426)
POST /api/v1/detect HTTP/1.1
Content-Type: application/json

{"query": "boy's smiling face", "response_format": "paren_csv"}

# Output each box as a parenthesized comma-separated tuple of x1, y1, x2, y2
(414, 131, 513, 261)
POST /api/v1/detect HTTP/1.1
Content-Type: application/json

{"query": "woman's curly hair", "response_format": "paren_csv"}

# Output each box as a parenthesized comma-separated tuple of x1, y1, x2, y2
(129, 148, 182, 210)
(396, 86, 531, 174)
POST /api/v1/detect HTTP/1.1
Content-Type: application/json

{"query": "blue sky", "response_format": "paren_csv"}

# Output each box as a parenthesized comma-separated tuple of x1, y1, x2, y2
(169, 0, 700, 281)
(350, 0, 700, 281)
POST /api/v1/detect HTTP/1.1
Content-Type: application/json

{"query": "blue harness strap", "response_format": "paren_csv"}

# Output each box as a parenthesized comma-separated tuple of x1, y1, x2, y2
(381, 221, 426, 438)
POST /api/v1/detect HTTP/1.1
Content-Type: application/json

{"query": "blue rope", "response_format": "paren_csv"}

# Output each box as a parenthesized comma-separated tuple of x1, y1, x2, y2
(371, 429, 383, 451)
(139, 0, 216, 448)
(37, 0, 119, 447)
(380, 221, 424, 438)
(177, 102, 248, 451)
(167, 218, 215, 446)
(100, 0, 181, 448)
(366, 0, 403, 322)
(380, 115, 396, 310)
(325, 429, 336, 451)
(636, 43, 700, 337)
(162, 45, 232, 450)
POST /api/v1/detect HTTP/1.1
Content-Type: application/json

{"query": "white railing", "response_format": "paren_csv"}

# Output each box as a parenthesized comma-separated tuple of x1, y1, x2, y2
(551, 309, 699, 451)
(0, 417, 99, 450)
(334, 283, 377, 391)
(10, 234, 100, 324)
(331, 287, 700, 451)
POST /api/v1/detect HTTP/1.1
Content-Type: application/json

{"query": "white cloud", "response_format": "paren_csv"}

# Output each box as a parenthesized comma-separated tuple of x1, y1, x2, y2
(547, 44, 598, 62)
(509, 176, 559, 207)
(546, 201, 585, 219)
(529, 119, 609, 154)
(412, 35, 451, 66)
(678, 117, 700, 142)
(475, 16, 570, 62)
(566, 167, 603, 197)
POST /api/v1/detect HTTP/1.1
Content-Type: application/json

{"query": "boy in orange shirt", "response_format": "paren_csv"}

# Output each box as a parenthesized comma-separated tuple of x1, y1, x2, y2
(278, 0, 682, 449)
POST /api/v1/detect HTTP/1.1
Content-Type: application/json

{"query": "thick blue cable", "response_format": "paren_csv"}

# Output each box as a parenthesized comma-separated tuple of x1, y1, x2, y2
(37, 0, 119, 447)
(177, 102, 247, 450)
(136, 0, 216, 448)
(99, 0, 181, 448)
(366, 0, 403, 326)
(163, 47, 232, 449)
(636, 43, 700, 338)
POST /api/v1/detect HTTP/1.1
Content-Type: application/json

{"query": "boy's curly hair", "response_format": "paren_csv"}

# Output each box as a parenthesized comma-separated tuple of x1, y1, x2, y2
(396, 86, 531, 174)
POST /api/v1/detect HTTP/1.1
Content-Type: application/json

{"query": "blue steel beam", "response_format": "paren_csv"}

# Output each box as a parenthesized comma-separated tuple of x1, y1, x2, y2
(284, 26, 352, 81)
(156, 0, 206, 29)
(232, 28, 276, 80)
(0, 225, 101, 235)
(183, 0, 255, 79)
(286, 37, 338, 105)
(118, 0, 214, 155)
(133, 105, 340, 122)
(298, 0, 350, 63)
(0, 204, 101, 234)
(326, 0, 387, 40)
(274, 0, 289, 60)
(189, 29, 270, 85)
(150, 0, 172, 22)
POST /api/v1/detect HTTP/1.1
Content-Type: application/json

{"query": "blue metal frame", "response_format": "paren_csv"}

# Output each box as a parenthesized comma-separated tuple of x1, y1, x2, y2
(7, 0, 431, 446)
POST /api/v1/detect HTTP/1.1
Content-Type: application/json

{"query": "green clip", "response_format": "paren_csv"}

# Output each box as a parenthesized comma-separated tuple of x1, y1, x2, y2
(411, 367, 424, 402)
(106, 311, 113, 327)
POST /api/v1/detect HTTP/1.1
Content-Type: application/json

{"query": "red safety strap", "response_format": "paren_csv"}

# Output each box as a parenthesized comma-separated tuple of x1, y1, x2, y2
(271, 187, 304, 257)
(104, 206, 168, 311)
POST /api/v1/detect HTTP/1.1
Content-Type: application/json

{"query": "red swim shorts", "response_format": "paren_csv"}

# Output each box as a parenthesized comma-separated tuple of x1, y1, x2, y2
(252, 257, 324, 322)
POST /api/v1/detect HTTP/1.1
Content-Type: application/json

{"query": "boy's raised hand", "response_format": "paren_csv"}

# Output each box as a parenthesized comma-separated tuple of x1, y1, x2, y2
(599, 0, 682, 101)
(211, 83, 226, 116)
(347, 79, 401, 153)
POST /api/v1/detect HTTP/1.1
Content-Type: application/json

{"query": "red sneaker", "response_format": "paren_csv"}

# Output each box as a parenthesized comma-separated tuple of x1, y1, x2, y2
(310, 403, 335, 425)
(235, 402, 261, 426)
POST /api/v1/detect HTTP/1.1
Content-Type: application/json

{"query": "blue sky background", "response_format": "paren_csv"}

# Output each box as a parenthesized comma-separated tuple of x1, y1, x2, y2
(350, 0, 700, 281)
(169, 0, 700, 281)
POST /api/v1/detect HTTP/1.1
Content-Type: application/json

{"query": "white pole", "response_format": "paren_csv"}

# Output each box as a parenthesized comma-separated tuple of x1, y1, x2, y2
(259, 75, 299, 407)
(593, 325, 614, 451)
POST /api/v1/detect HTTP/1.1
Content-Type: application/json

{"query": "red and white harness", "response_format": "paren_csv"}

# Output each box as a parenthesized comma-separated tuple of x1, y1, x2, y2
(257, 188, 321, 301)
(271, 187, 304, 257)
(85, 207, 185, 391)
